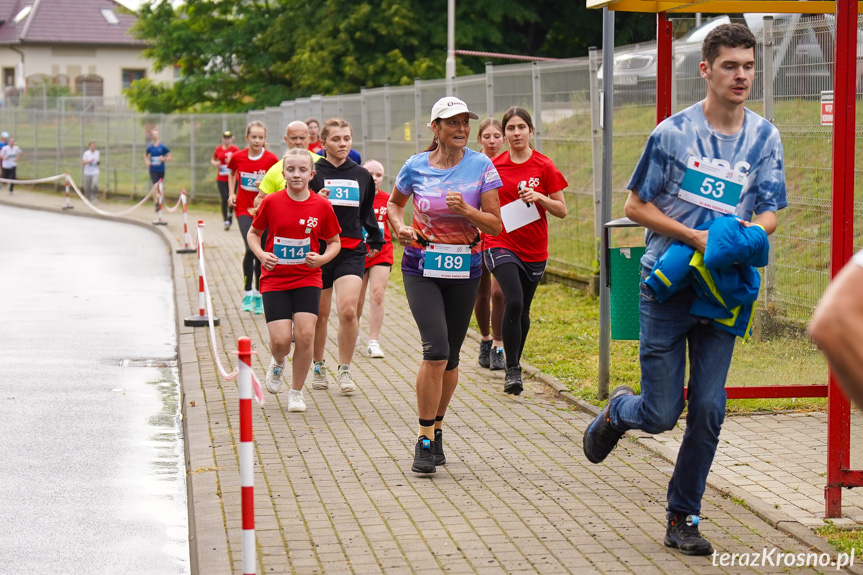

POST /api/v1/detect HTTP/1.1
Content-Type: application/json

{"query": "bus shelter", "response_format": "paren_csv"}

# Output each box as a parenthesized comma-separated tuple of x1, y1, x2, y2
(588, 0, 862, 517)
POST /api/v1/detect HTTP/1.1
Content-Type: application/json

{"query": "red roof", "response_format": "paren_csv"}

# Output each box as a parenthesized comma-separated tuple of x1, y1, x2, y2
(0, 0, 145, 47)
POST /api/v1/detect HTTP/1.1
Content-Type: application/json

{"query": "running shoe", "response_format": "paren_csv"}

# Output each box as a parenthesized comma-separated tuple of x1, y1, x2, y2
(253, 294, 263, 315)
(337, 365, 356, 394)
(489, 347, 505, 371)
(433, 429, 446, 466)
(367, 340, 385, 358)
(478, 340, 492, 368)
(241, 294, 253, 312)
(224, 220, 231, 231)
(664, 514, 714, 556)
(312, 361, 329, 390)
(504, 366, 523, 396)
(411, 436, 436, 474)
(265, 357, 285, 394)
(287, 389, 306, 413)
(582, 385, 635, 464)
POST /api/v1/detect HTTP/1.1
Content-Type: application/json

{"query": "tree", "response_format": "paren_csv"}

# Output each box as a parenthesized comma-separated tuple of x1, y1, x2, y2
(129, 0, 655, 113)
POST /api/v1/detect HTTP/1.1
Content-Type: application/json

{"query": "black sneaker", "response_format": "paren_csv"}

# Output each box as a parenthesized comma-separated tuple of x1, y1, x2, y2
(664, 514, 714, 556)
(582, 385, 634, 464)
(411, 436, 436, 474)
(478, 340, 493, 368)
(433, 429, 446, 465)
(489, 347, 505, 371)
(504, 366, 523, 395)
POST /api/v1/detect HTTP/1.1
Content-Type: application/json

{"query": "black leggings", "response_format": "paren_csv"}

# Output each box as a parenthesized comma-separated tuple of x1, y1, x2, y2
(404, 274, 480, 371)
(237, 215, 263, 291)
(217, 180, 233, 223)
(490, 262, 540, 368)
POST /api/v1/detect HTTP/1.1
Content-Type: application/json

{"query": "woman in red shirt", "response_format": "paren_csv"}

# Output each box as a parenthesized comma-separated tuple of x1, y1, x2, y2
(356, 159, 393, 359)
(248, 148, 341, 412)
(473, 118, 506, 371)
(211, 130, 239, 230)
(228, 121, 279, 315)
(486, 107, 568, 395)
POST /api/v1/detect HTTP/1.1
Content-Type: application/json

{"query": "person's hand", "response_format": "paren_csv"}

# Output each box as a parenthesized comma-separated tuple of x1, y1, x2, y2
(228, 194, 236, 207)
(305, 252, 323, 268)
(518, 185, 541, 206)
(367, 248, 380, 259)
(260, 252, 278, 271)
(248, 206, 257, 217)
(397, 226, 417, 246)
(692, 229, 709, 253)
(445, 191, 469, 215)
(318, 187, 330, 199)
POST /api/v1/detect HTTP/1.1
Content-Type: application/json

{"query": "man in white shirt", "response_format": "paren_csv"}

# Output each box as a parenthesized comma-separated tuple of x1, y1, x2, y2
(81, 142, 100, 201)
(0, 136, 22, 193)
(809, 250, 863, 411)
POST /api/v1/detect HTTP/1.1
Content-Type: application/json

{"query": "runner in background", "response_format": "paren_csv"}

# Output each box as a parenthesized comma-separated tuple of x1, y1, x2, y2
(308, 119, 385, 394)
(211, 131, 239, 230)
(356, 160, 393, 358)
(248, 148, 341, 412)
(485, 107, 568, 395)
(144, 129, 171, 210)
(306, 117, 323, 155)
(227, 121, 279, 315)
(388, 97, 502, 474)
(81, 141, 100, 202)
(474, 118, 506, 370)
(0, 136, 21, 194)
(255, 121, 322, 203)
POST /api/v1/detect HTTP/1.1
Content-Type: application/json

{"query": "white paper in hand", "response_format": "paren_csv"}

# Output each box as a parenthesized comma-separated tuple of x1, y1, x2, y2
(500, 199, 540, 233)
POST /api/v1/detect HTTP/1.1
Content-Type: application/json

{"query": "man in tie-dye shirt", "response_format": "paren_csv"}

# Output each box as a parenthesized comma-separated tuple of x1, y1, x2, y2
(583, 23, 787, 556)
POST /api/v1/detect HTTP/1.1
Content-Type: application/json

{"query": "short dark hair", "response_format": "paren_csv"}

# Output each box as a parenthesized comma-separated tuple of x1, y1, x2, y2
(702, 23, 756, 66)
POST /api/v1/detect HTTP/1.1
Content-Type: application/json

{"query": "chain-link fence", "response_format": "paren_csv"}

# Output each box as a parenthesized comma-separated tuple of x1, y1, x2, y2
(2, 15, 861, 321)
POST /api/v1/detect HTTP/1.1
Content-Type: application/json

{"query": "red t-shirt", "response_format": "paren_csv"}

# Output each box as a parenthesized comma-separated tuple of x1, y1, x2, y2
(251, 190, 341, 292)
(485, 151, 568, 262)
(227, 148, 278, 218)
(365, 190, 394, 268)
(213, 145, 239, 182)
(308, 142, 323, 155)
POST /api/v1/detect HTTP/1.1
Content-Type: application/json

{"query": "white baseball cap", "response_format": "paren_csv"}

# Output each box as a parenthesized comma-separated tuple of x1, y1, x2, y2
(428, 97, 479, 127)
(0, 132, 8, 138)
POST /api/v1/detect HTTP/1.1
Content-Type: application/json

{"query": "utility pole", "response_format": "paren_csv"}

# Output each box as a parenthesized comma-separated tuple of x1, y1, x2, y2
(446, 0, 456, 95)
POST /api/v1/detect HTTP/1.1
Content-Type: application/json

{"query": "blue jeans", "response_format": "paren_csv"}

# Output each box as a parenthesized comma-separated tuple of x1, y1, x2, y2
(609, 273, 736, 517)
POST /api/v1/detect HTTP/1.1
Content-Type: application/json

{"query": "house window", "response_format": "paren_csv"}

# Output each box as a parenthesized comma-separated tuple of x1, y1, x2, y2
(75, 74, 104, 96)
(3, 68, 14, 88)
(122, 69, 146, 90)
(101, 9, 119, 25)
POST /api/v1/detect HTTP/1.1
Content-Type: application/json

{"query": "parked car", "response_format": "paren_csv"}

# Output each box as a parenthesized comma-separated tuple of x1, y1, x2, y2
(598, 13, 863, 103)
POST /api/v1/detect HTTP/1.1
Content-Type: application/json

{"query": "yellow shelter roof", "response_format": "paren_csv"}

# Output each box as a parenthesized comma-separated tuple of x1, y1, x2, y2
(586, 0, 855, 13)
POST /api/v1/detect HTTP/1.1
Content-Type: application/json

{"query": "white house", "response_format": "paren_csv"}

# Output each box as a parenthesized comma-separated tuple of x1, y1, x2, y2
(0, 0, 173, 104)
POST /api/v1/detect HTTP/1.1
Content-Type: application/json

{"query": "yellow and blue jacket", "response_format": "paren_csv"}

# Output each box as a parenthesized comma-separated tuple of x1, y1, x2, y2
(644, 215, 769, 340)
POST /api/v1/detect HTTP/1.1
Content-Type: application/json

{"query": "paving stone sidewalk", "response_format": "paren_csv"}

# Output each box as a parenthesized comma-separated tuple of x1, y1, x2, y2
(3, 189, 861, 575)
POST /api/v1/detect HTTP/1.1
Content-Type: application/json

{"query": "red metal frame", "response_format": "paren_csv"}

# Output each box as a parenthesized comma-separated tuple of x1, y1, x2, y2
(654, 5, 862, 518)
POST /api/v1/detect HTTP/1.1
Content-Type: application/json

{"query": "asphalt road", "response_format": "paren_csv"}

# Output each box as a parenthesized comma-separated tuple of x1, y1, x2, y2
(0, 205, 189, 574)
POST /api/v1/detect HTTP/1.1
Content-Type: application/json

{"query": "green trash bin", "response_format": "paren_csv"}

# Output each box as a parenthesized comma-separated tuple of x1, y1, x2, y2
(604, 218, 644, 341)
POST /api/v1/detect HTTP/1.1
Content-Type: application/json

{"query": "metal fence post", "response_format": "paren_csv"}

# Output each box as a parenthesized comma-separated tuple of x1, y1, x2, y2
(485, 62, 494, 118)
(132, 117, 137, 199)
(104, 114, 109, 197)
(360, 87, 368, 161)
(763, 15, 776, 309)
(532, 61, 543, 153)
(34, 109, 39, 178)
(598, 8, 615, 400)
(384, 84, 392, 178)
(414, 78, 422, 154)
(190, 114, 196, 199)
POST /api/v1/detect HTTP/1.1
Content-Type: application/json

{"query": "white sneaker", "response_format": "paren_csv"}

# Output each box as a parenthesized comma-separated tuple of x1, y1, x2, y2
(367, 340, 385, 358)
(287, 389, 306, 412)
(265, 357, 285, 394)
(338, 365, 356, 394)
(312, 361, 329, 390)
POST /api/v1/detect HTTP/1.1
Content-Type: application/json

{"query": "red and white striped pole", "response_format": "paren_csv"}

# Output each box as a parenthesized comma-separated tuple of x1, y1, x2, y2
(62, 173, 74, 210)
(237, 336, 257, 575)
(153, 178, 167, 226)
(184, 220, 220, 327)
(176, 189, 197, 254)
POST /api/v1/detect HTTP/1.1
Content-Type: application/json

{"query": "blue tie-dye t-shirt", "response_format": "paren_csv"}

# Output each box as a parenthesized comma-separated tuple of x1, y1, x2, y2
(395, 147, 501, 280)
(628, 102, 787, 271)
